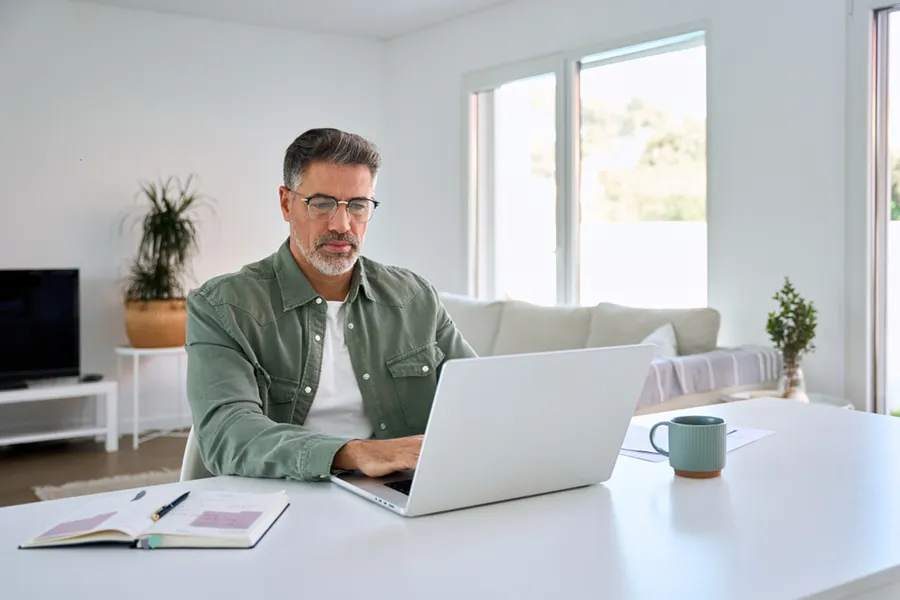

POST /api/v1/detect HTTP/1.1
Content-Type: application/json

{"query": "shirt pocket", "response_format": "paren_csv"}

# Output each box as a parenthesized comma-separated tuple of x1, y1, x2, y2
(256, 366, 298, 424)
(386, 342, 446, 432)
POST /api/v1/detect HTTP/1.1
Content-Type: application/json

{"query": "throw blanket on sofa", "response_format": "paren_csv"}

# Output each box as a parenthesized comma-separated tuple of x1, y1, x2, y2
(638, 345, 783, 410)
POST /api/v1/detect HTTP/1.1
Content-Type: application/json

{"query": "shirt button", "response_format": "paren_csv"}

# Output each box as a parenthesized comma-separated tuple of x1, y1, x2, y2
(315, 334, 321, 342)
(380, 423, 386, 430)
(304, 386, 312, 394)
(315, 298, 322, 304)
(362, 373, 370, 380)
(348, 323, 354, 329)
(422, 365, 430, 373)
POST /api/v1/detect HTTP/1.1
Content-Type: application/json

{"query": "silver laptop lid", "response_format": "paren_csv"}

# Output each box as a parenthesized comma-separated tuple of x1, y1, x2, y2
(404, 344, 656, 517)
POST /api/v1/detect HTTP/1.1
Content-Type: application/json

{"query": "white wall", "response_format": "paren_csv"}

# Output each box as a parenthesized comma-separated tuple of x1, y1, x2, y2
(0, 0, 387, 436)
(383, 0, 849, 401)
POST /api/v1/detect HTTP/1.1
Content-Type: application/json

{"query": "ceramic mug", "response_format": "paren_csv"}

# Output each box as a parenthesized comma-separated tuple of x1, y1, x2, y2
(649, 415, 727, 478)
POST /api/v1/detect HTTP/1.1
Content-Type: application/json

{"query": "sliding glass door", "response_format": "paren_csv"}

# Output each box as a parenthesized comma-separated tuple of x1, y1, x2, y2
(875, 7, 900, 415)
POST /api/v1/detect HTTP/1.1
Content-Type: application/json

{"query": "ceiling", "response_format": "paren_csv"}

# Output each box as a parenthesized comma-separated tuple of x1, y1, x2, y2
(73, 0, 514, 40)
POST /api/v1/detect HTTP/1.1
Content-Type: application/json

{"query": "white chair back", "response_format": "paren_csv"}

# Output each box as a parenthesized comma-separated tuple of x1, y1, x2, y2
(180, 426, 213, 481)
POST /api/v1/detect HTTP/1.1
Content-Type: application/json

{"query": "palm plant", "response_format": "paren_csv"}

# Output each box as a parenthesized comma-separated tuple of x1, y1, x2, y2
(124, 175, 209, 301)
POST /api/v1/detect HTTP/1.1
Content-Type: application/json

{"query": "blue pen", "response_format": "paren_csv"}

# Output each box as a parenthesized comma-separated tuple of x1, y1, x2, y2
(151, 491, 190, 521)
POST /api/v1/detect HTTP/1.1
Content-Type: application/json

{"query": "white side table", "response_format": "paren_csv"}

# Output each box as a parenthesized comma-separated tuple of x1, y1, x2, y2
(805, 392, 856, 410)
(115, 346, 188, 449)
(0, 380, 118, 451)
(721, 389, 856, 410)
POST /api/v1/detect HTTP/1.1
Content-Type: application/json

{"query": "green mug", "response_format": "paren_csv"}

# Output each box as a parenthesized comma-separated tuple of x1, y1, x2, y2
(649, 415, 727, 478)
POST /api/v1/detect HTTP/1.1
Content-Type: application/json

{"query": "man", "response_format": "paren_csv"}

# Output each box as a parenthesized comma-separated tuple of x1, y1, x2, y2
(185, 128, 476, 482)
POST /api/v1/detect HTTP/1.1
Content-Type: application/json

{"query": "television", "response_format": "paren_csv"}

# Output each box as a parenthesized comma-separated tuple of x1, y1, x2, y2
(0, 269, 80, 389)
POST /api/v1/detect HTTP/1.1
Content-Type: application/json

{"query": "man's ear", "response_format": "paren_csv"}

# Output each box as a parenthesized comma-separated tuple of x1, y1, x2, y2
(279, 187, 291, 222)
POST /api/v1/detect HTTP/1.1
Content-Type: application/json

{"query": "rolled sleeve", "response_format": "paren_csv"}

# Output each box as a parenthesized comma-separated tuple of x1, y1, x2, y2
(186, 290, 352, 481)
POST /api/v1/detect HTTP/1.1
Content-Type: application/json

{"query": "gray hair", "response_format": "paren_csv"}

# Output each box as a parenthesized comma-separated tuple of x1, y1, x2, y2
(283, 128, 381, 190)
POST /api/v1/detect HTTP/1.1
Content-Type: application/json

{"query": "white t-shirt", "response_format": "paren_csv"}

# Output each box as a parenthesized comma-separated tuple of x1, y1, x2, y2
(303, 300, 373, 439)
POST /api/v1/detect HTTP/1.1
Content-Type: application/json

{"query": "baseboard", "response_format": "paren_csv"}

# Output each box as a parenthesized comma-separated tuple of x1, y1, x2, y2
(119, 414, 192, 435)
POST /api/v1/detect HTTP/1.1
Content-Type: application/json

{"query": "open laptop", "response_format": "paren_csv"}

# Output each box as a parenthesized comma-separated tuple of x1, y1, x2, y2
(330, 344, 656, 517)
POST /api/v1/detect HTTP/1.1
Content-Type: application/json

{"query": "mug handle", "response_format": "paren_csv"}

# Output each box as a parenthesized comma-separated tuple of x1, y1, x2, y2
(649, 422, 670, 456)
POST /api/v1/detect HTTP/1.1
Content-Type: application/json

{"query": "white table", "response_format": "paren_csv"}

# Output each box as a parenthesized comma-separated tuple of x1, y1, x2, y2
(2, 398, 900, 600)
(115, 346, 187, 450)
(0, 380, 118, 452)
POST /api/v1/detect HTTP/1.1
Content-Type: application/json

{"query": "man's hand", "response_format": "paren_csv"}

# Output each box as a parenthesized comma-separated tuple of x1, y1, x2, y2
(332, 435, 424, 478)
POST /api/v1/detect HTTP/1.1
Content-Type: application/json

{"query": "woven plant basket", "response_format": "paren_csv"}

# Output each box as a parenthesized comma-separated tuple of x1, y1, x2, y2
(124, 299, 187, 348)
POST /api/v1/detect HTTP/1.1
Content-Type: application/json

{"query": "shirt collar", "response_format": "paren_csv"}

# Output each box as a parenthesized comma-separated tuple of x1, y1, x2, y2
(273, 238, 373, 311)
(347, 257, 374, 303)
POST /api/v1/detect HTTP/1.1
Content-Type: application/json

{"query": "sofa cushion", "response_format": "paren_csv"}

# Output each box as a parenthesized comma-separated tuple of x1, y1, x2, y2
(641, 323, 678, 359)
(588, 303, 720, 355)
(492, 300, 593, 356)
(438, 292, 505, 356)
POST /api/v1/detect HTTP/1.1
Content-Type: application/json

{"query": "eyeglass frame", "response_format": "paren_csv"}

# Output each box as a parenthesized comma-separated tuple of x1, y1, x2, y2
(288, 190, 380, 223)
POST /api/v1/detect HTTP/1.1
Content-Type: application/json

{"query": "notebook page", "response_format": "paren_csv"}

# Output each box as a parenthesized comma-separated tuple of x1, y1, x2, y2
(29, 487, 181, 542)
(144, 490, 288, 540)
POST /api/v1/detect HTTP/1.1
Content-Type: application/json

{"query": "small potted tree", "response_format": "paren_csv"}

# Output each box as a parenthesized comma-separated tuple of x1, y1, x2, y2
(766, 277, 817, 401)
(122, 175, 210, 348)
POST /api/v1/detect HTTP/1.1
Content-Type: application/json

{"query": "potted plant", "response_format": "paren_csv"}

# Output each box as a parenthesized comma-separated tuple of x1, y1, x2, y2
(122, 175, 210, 348)
(766, 276, 817, 401)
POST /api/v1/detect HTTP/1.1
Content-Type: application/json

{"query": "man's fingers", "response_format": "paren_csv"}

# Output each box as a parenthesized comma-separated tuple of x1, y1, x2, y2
(393, 453, 419, 472)
(355, 438, 424, 478)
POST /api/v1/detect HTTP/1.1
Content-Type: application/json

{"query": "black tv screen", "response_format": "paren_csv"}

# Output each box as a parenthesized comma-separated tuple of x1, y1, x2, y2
(0, 270, 80, 383)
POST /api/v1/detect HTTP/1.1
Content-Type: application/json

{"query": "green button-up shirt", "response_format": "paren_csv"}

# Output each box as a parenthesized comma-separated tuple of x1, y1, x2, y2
(185, 239, 476, 481)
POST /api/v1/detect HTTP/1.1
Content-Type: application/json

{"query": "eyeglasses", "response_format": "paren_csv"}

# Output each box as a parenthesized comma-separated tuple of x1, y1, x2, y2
(289, 191, 380, 223)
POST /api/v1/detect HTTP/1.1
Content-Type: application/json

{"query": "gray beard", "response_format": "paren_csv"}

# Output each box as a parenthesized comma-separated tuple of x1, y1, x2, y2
(293, 232, 359, 276)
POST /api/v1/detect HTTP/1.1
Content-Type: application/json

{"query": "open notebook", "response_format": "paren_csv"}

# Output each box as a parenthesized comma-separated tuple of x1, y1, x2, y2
(20, 488, 289, 549)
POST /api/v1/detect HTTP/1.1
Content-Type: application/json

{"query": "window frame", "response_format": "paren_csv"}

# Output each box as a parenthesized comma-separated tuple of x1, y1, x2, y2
(462, 25, 708, 306)
(845, 0, 900, 414)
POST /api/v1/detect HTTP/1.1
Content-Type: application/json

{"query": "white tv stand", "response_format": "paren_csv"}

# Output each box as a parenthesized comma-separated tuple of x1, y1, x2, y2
(0, 380, 118, 452)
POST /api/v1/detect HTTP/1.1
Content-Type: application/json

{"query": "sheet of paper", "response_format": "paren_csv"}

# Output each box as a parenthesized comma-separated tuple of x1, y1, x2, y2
(619, 424, 774, 463)
(723, 427, 775, 449)
(620, 449, 669, 463)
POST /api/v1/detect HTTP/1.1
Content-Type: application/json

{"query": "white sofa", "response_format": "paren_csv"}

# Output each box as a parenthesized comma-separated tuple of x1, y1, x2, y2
(439, 293, 780, 415)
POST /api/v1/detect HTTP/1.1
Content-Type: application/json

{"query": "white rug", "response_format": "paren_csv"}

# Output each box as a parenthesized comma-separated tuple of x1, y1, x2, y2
(33, 469, 181, 501)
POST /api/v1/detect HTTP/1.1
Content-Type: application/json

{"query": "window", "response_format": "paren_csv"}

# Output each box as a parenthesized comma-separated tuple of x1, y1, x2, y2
(471, 73, 557, 305)
(467, 31, 707, 308)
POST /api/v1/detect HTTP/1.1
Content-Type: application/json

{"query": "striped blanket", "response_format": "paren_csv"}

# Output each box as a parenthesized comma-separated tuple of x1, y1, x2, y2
(638, 345, 782, 410)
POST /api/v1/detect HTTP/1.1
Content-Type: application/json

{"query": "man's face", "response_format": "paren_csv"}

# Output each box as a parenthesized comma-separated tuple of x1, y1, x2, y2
(279, 161, 374, 276)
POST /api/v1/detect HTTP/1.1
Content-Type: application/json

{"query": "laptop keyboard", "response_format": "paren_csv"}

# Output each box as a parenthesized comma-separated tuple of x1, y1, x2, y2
(385, 479, 412, 495)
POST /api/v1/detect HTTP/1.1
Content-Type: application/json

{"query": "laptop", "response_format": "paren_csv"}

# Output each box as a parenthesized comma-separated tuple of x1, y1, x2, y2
(330, 344, 656, 517)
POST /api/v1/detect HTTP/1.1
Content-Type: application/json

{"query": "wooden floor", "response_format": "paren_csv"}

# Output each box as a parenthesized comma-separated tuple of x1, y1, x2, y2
(0, 435, 187, 508)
